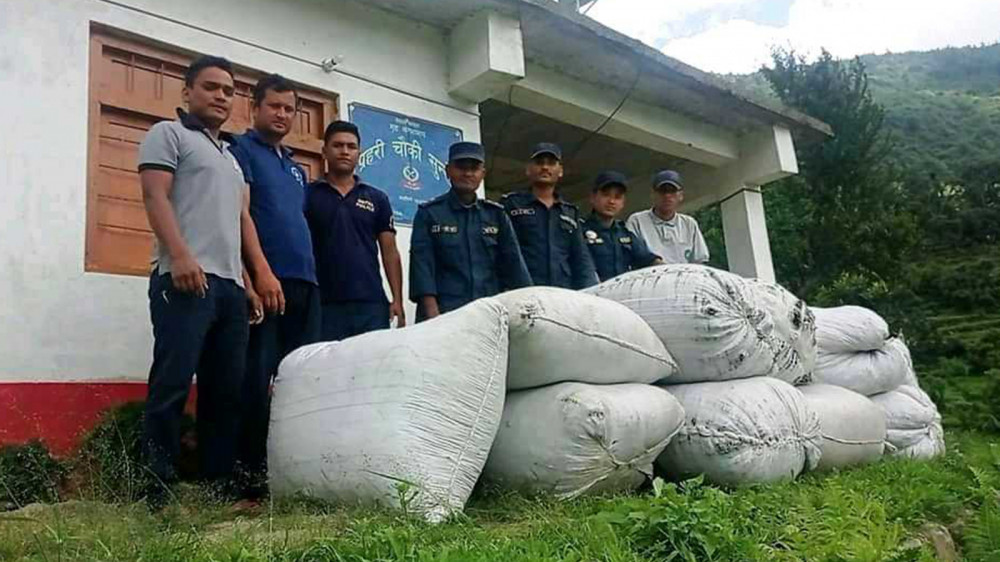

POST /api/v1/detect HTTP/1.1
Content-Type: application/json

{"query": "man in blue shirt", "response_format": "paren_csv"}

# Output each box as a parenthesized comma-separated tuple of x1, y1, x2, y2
(410, 142, 531, 321)
(306, 121, 405, 340)
(580, 171, 662, 281)
(228, 74, 321, 503)
(502, 143, 598, 289)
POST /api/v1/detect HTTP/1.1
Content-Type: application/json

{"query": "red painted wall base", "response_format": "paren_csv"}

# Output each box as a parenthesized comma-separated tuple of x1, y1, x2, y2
(0, 382, 196, 457)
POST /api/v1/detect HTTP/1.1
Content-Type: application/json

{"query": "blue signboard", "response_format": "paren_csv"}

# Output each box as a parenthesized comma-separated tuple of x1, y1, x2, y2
(348, 103, 464, 226)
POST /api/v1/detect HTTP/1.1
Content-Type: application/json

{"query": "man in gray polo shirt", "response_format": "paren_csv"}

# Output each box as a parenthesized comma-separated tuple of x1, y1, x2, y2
(626, 170, 710, 265)
(138, 55, 272, 508)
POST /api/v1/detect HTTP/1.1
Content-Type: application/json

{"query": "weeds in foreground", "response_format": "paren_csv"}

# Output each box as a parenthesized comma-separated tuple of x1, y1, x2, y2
(0, 432, 997, 561)
(0, 441, 65, 508)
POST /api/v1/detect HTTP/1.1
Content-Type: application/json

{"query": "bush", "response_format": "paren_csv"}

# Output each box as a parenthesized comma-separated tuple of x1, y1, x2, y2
(74, 401, 196, 502)
(0, 441, 65, 508)
(74, 402, 149, 502)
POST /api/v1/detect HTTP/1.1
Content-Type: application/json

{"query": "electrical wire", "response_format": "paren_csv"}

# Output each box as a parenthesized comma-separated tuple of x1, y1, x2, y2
(564, 56, 644, 164)
(488, 56, 644, 194)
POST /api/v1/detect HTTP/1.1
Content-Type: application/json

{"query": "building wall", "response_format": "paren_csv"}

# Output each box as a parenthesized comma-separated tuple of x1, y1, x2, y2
(0, 0, 480, 387)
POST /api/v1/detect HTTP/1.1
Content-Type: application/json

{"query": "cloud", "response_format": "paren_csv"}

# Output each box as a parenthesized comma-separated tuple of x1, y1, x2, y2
(590, 0, 1000, 74)
(587, 0, 756, 47)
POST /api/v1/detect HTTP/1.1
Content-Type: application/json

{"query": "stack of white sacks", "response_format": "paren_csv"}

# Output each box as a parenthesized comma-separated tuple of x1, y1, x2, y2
(267, 264, 945, 521)
(811, 306, 946, 459)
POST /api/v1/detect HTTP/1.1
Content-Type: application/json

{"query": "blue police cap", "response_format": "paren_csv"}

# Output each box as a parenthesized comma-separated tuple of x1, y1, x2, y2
(530, 142, 562, 161)
(653, 170, 684, 191)
(448, 141, 485, 163)
(594, 170, 628, 192)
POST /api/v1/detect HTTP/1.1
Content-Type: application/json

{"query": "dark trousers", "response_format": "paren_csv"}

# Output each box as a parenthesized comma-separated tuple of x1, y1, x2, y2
(237, 278, 321, 498)
(415, 295, 472, 323)
(144, 272, 248, 488)
(321, 300, 389, 341)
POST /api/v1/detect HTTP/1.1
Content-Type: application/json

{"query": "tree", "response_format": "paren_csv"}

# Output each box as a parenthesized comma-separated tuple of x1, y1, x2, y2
(761, 48, 918, 296)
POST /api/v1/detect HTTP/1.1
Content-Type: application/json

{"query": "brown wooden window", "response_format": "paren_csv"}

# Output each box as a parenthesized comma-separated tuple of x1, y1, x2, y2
(86, 27, 338, 276)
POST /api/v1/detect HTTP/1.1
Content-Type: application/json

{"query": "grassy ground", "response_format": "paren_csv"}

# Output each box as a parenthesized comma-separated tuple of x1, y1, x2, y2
(0, 432, 997, 562)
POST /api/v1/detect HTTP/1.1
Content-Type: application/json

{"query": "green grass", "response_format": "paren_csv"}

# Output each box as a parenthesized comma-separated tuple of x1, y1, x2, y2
(0, 432, 998, 561)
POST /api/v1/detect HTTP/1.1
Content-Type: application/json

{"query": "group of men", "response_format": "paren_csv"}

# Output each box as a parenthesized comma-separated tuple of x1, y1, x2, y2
(137, 55, 708, 508)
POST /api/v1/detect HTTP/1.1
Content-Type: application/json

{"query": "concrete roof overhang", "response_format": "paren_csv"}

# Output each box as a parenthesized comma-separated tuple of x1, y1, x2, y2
(357, 0, 832, 213)
(358, 0, 832, 143)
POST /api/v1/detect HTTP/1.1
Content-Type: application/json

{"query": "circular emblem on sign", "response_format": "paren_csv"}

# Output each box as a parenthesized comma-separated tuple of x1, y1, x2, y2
(290, 167, 304, 186)
(402, 165, 421, 191)
(585, 230, 598, 240)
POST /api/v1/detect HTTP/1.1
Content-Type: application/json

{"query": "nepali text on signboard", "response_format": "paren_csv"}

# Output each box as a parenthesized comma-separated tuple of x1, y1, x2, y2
(348, 103, 464, 226)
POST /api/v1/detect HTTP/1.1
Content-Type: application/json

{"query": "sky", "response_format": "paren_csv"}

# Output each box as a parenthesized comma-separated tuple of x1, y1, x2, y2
(586, 0, 1000, 74)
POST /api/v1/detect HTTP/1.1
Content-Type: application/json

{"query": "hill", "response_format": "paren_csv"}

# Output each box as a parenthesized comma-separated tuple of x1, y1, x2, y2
(713, 45, 1000, 434)
(724, 43, 1000, 179)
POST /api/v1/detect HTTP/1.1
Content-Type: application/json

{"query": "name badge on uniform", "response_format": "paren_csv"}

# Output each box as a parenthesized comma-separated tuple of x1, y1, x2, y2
(510, 208, 535, 217)
(356, 199, 376, 212)
(482, 226, 499, 236)
(433, 225, 458, 234)
(618, 236, 632, 244)
(585, 230, 603, 245)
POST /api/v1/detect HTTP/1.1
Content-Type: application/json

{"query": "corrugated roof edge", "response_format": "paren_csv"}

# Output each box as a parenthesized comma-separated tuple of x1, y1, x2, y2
(515, 0, 833, 141)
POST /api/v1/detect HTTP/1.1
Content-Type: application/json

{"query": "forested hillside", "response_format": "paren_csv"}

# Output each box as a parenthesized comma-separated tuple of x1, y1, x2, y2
(710, 45, 1000, 433)
(726, 43, 1000, 179)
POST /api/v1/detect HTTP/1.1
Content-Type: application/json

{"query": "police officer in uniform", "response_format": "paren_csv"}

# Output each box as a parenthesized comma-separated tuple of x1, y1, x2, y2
(502, 143, 599, 289)
(410, 142, 531, 321)
(580, 171, 662, 281)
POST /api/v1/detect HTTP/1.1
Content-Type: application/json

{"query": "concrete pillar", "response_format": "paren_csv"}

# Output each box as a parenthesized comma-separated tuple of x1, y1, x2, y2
(721, 188, 776, 282)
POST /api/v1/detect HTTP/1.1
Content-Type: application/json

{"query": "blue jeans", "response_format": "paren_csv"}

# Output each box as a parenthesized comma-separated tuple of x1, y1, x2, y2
(143, 271, 248, 488)
(238, 278, 321, 498)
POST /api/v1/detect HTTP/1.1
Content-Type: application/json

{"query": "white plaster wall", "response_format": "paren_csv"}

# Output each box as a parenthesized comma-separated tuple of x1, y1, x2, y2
(0, 0, 480, 382)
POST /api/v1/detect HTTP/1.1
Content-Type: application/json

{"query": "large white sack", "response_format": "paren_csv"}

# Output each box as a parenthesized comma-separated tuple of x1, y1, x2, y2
(813, 337, 914, 396)
(798, 384, 886, 470)
(483, 383, 684, 498)
(268, 299, 509, 522)
(870, 385, 946, 460)
(496, 287, 678, 390)
(745, 278, 818, 380)
(656, 377, 822, 485)
(812, 306, 890, 354)
(584, 265, 814, 384)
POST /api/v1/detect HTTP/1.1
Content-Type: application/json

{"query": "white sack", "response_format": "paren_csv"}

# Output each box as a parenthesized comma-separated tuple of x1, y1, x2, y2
(870, 384, 946, 460)
(814, 337, 913, 396)
(656, 377, 822, 485)
(745, 278, 818, 380)
(268, 299, 509, 522)
(496, 287, 678, 390)
(798, 384, 886, 470)
(483, 383, 685, 498)
(812, 306, 890, 353)
(584, 265, 814, 384)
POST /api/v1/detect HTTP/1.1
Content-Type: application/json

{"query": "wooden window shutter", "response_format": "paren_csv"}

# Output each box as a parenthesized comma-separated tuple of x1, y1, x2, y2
(86, 27, 338, 276)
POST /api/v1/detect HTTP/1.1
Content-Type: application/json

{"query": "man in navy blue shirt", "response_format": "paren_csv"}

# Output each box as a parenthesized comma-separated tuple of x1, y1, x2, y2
(502, 143, 599, 289)
(409, 142, 531, 321)
(306, 121, 405, 340)
(228, 74, 321, 503)
(580, 170, 662, 281)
